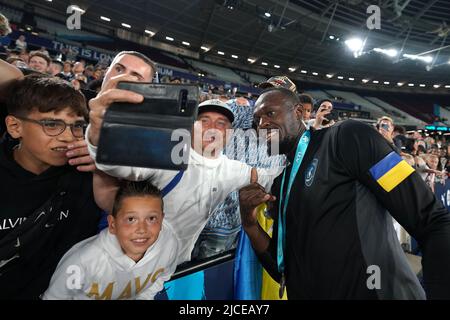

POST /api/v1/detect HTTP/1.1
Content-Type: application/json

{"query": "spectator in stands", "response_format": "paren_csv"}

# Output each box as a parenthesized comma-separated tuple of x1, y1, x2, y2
(376, 116, 397, 150)
(15, 35, 27, 51)
(0, 12, 12, 37)
(73, 61, 85, 77)
(28, 51, 51, 74)
(298, 93, 314, 123)
(49, 60, 63, 77)
(42, 180, 178, 300)
(19, 50, 30, 65)
(0, 74, 102, 299)
(93, 67, 103, 80)
(84, 65, 95, 83)
(312, 99, 336, 129)
(59, 61, 74, 81)
(429, 144, 440, 156)
(393, 125, 407, 150)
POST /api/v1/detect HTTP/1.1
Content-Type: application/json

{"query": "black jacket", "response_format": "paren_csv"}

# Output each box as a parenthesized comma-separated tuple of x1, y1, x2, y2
(258, 120, 450, 299)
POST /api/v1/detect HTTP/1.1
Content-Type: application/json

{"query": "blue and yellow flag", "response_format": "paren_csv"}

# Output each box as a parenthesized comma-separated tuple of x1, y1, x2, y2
(234, 204, 287, 300)
(370, 151, 415, 192)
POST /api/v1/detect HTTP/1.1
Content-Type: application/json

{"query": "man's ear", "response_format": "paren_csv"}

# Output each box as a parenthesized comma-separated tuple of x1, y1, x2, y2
(5, 115, 23, 139)
(107, 214, 117, 235)
(294, 103, 303, 121)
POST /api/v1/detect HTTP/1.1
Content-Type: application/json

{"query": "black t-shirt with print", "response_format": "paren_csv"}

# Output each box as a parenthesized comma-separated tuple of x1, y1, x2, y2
(0, 137, 101, 299)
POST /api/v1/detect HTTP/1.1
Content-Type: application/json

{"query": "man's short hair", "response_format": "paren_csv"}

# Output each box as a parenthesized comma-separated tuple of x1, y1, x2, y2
(394, 125, 405, 135)
(318, 98, 333, 106)
(299, 93, 314, 106)
(29, 51, 51, 66)
(377, 116, 394, 125)
(113, 51, 157, 78)
(6, 74, 88, 118)
(111, 180, 163, 217)
(259, 87, 300, 108)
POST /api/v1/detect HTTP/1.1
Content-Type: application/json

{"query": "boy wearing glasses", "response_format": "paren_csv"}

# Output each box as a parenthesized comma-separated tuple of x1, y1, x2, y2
(0, 75, 101, 299)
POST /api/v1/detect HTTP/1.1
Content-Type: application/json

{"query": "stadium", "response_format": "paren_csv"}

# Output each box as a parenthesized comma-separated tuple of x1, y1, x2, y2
(1, 0, 450, 304)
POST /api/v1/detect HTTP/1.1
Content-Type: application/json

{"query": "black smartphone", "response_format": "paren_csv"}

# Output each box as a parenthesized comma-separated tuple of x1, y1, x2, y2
(322, 109, 339, 125)
(96, 82, 199, 170)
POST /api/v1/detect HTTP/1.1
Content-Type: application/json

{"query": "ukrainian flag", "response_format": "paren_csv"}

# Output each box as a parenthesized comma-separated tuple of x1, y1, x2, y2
(234, 204, 287, 300)
(370, 151, 415, 192)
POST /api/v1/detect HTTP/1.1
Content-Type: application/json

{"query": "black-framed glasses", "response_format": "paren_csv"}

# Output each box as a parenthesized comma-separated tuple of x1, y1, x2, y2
(14, 116, 87, 138)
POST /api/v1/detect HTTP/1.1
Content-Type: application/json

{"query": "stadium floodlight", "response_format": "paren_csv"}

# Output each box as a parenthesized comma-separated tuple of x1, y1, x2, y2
(329, 35, 335, 40)
(261, 62, 268, 66)
(373, 48, 398, 58)
(100, 16, 111, 22)
(264, 12, 271, 18)
(182, 41, 190, 46)
(300, 70, 307, 74)
(288, 67, 296, 72)
(165, 36, 174, 41)
(121, 23, 131, 28)
(145, 30, 155, 37)
(419, 84, 426, 87)
(217, 51, 225, 55)
(337, 76, 344, 79)
(312, 72, 318, 76)
(326, 74, 334, 78)
(445, 85, 450, 88)
(397, 82, 404, 86)
(231, 55, 239, 59)
(373, 80, 379, 84)
(362, 79, 369, 83)
(349, 77, 355, 81)
(248, 58, 256, 63)
(408, 83, 414, 87)
(274, 65, 280, 68)
(201, 46, 210, 52)
(403, 54, 433, 63)
(384, 81, 390, 85)
(433, 84, 441, 88)
(345, 38, 364, 57)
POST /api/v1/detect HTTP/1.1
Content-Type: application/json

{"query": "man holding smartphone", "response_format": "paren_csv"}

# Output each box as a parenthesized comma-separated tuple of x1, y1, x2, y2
(376, 116, 395, 146)
(311, 99, 336, 130)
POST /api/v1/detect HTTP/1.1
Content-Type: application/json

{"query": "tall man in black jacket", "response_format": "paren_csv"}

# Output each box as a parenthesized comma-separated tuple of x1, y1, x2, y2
(239, 87, 450, 299)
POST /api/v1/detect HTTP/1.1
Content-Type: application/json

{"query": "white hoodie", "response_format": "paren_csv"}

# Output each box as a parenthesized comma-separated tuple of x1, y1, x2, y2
(42, 221, 178, 300)
(86, 125, 283, 263)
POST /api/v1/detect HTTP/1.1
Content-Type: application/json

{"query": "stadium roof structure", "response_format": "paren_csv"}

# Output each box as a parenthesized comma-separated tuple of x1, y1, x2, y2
(7, 0, 450, 92)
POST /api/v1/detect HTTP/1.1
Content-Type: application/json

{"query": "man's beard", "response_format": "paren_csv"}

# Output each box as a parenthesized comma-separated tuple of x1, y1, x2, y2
(267, 135, 298, 156)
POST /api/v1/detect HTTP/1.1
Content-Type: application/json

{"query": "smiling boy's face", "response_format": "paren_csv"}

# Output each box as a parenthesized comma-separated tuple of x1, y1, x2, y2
(6, 107, 85, 175)
(108, 196, 164, 263)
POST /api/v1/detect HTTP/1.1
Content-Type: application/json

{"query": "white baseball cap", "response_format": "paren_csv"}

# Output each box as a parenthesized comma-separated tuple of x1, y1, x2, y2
(198, 99, 235, 123)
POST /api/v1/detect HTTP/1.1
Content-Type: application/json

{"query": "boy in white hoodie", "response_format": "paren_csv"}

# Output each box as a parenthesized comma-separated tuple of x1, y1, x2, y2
(42, 180, 178, 300)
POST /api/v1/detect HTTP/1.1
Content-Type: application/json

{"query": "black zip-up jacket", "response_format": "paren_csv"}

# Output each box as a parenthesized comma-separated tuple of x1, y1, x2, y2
(258, 120, 450, 299)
